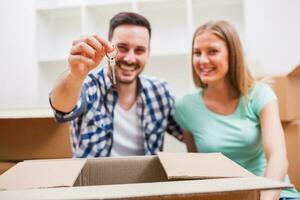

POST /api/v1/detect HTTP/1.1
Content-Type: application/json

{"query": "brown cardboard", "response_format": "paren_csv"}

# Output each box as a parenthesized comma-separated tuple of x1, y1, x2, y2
(283, 120, 300, 191)
(0, 107, 72, 161)
(0, 156, 167, 190)
(158, 152, 254, 179)
(0, 162, 16, 175)
(270, 64, 300, 121)
(0, 153, 291, 199)
(0, 177, 285, 200)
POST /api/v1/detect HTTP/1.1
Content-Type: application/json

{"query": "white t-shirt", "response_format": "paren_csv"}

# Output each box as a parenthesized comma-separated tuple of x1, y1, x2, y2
(110, 102, 144, 156)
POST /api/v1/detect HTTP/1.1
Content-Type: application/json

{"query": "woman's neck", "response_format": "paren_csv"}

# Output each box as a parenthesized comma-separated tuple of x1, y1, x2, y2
(204, 80, 239, 102)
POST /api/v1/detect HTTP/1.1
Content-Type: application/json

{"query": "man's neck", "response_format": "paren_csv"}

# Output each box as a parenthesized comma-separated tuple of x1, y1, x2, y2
(116, 81, 138, 110)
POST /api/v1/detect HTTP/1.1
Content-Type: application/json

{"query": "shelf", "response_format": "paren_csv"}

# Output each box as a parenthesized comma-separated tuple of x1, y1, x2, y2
(191, 0, 245, 42)
(37, 57, 67, 63)
(0, 106, 53, 119)
(143, 53, 194, 98)
(36, 6, 82, 61)
(83, 3, 133, 36)
(34, 0, 246, 105)
(151, 51, 188, 57)
(192, 0, 243, 7)
(37, 60, 68, 105)
(36, 0, 82, 10)
(137, 0, 189, 55)
(83, 0, 133, 6)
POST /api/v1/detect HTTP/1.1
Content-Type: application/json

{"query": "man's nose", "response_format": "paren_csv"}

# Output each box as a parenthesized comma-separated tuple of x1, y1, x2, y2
(123, 51, 136, 64)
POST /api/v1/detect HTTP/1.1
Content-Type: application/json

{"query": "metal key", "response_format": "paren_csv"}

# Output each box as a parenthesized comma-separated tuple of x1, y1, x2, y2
(106, 45, 118, 85)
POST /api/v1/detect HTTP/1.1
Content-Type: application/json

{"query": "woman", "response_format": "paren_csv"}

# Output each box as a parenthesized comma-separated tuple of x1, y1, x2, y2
(175, 20, 299, 200)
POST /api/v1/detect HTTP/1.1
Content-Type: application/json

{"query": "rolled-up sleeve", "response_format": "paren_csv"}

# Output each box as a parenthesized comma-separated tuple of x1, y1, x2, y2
(49, 88, 87, 123)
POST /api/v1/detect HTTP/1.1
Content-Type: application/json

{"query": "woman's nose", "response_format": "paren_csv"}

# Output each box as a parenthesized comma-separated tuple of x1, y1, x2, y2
(198, 54, 209, 64)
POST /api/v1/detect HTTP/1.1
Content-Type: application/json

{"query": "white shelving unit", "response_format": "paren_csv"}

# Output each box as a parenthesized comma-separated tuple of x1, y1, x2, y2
(192, 0, 245, 42)
(36, 6, 82, 61)
(137, 0, 189, 55)
(35, 0, 246, 105)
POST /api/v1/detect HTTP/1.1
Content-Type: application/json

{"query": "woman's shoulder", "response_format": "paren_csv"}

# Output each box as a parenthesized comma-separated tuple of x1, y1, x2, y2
(176, 91, 202, 108)
(246, 82, 277, 116)
(249, 82, 275, 99)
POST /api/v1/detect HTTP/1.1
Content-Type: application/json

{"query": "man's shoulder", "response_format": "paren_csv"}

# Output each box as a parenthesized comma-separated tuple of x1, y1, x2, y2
(84, 68, 107, 87)
(140, 75, 168, 89)
(81, 68, 110, 98)
(87, 68, 105, 80)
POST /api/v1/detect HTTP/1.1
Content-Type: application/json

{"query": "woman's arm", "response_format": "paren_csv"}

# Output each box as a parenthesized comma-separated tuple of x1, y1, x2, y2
(183, 131, 198, 152)
(260, 100, 288, 200)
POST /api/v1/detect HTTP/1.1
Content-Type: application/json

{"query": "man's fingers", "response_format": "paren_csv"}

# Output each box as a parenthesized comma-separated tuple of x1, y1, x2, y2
(93, 35, 114, 53)
(85, 36, 103, 52)
(70, 42, 97, 59)
(72, 38, 84, 46)
(85, 36, 106, 59)
(71, 35, 113, 58)
(69, 55, 95, 68)
(69, 35, 113, 71)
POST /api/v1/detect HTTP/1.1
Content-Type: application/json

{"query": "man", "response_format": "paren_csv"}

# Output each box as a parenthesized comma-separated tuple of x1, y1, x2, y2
(50, 12, 183, 157)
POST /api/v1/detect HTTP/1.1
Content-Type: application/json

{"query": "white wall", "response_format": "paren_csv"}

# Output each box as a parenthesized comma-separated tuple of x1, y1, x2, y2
(272, 0, 300, 73)
(0, 0, 38, 107)
(244, 0, 300, 75)
(0, 0, 300, 106)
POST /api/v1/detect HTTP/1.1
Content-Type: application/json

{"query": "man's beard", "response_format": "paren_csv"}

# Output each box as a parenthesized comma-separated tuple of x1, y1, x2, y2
(115, 60, 142, 85)
(116, 60, 139, 70)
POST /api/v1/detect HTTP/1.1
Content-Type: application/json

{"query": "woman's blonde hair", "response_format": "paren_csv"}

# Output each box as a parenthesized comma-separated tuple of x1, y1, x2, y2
(191, 20, 254, 98)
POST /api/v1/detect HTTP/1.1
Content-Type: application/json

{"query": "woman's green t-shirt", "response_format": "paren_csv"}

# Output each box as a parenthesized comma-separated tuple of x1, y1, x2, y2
(175, 83, 299, 198)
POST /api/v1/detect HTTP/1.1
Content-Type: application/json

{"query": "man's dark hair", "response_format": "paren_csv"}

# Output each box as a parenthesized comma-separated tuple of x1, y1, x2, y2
(108, 12, 151, 41)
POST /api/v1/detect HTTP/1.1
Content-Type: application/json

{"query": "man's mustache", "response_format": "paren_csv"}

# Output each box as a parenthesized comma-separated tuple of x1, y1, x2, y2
(116, 60, 139, 69)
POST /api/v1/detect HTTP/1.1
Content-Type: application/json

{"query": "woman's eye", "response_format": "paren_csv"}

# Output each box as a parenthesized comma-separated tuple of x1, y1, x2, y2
(194, 51, 201, 56)
(209, 49, 218, 54)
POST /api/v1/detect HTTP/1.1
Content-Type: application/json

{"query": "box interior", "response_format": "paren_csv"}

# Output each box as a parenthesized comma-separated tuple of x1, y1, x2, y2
(74, 156, 168, 186)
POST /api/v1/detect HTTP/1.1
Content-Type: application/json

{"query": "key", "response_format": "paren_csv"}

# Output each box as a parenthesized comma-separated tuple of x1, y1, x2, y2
(106, 45, 118, 85)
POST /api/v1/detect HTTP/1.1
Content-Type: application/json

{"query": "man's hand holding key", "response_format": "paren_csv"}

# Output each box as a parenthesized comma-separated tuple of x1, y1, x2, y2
(106, 45, 118, 85)
(69, 35, 115, 81)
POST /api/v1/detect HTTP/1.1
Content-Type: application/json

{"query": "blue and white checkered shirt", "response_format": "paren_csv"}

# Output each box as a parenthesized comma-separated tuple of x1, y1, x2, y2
(51, 67, 183, 157)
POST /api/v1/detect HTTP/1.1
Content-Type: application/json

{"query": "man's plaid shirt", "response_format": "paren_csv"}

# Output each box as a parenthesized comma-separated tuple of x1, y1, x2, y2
(52, 67, 183, 157)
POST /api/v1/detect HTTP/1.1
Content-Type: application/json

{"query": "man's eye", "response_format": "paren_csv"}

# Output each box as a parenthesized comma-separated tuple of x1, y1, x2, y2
(135, 49, 145, 54)
(117, 46, 127, 52)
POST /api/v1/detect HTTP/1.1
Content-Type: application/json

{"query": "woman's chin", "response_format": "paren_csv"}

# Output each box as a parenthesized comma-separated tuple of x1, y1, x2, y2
(200, 76, 214, 84)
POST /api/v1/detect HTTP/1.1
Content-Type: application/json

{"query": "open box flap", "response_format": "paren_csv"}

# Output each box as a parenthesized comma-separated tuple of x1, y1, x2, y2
(157, 152, 255, 180)
(0, 159, 86, 190)
(287, 64, 300, 77)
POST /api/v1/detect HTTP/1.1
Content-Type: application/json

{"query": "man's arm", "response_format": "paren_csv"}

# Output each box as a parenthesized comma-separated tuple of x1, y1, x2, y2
(159, 80, 183, 141)
(183, 131, 197, 152)
(166, 113, 184, 141)
(50, 35, 113, 113)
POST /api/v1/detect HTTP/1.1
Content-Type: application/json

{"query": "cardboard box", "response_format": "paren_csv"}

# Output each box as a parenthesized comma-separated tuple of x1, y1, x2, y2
(283, 120, 300, 191)
(0, 162, 16, 175)
(0, 153, 291, 199)
(271, 65, 300, 121)
(0, 107, 72, 161)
